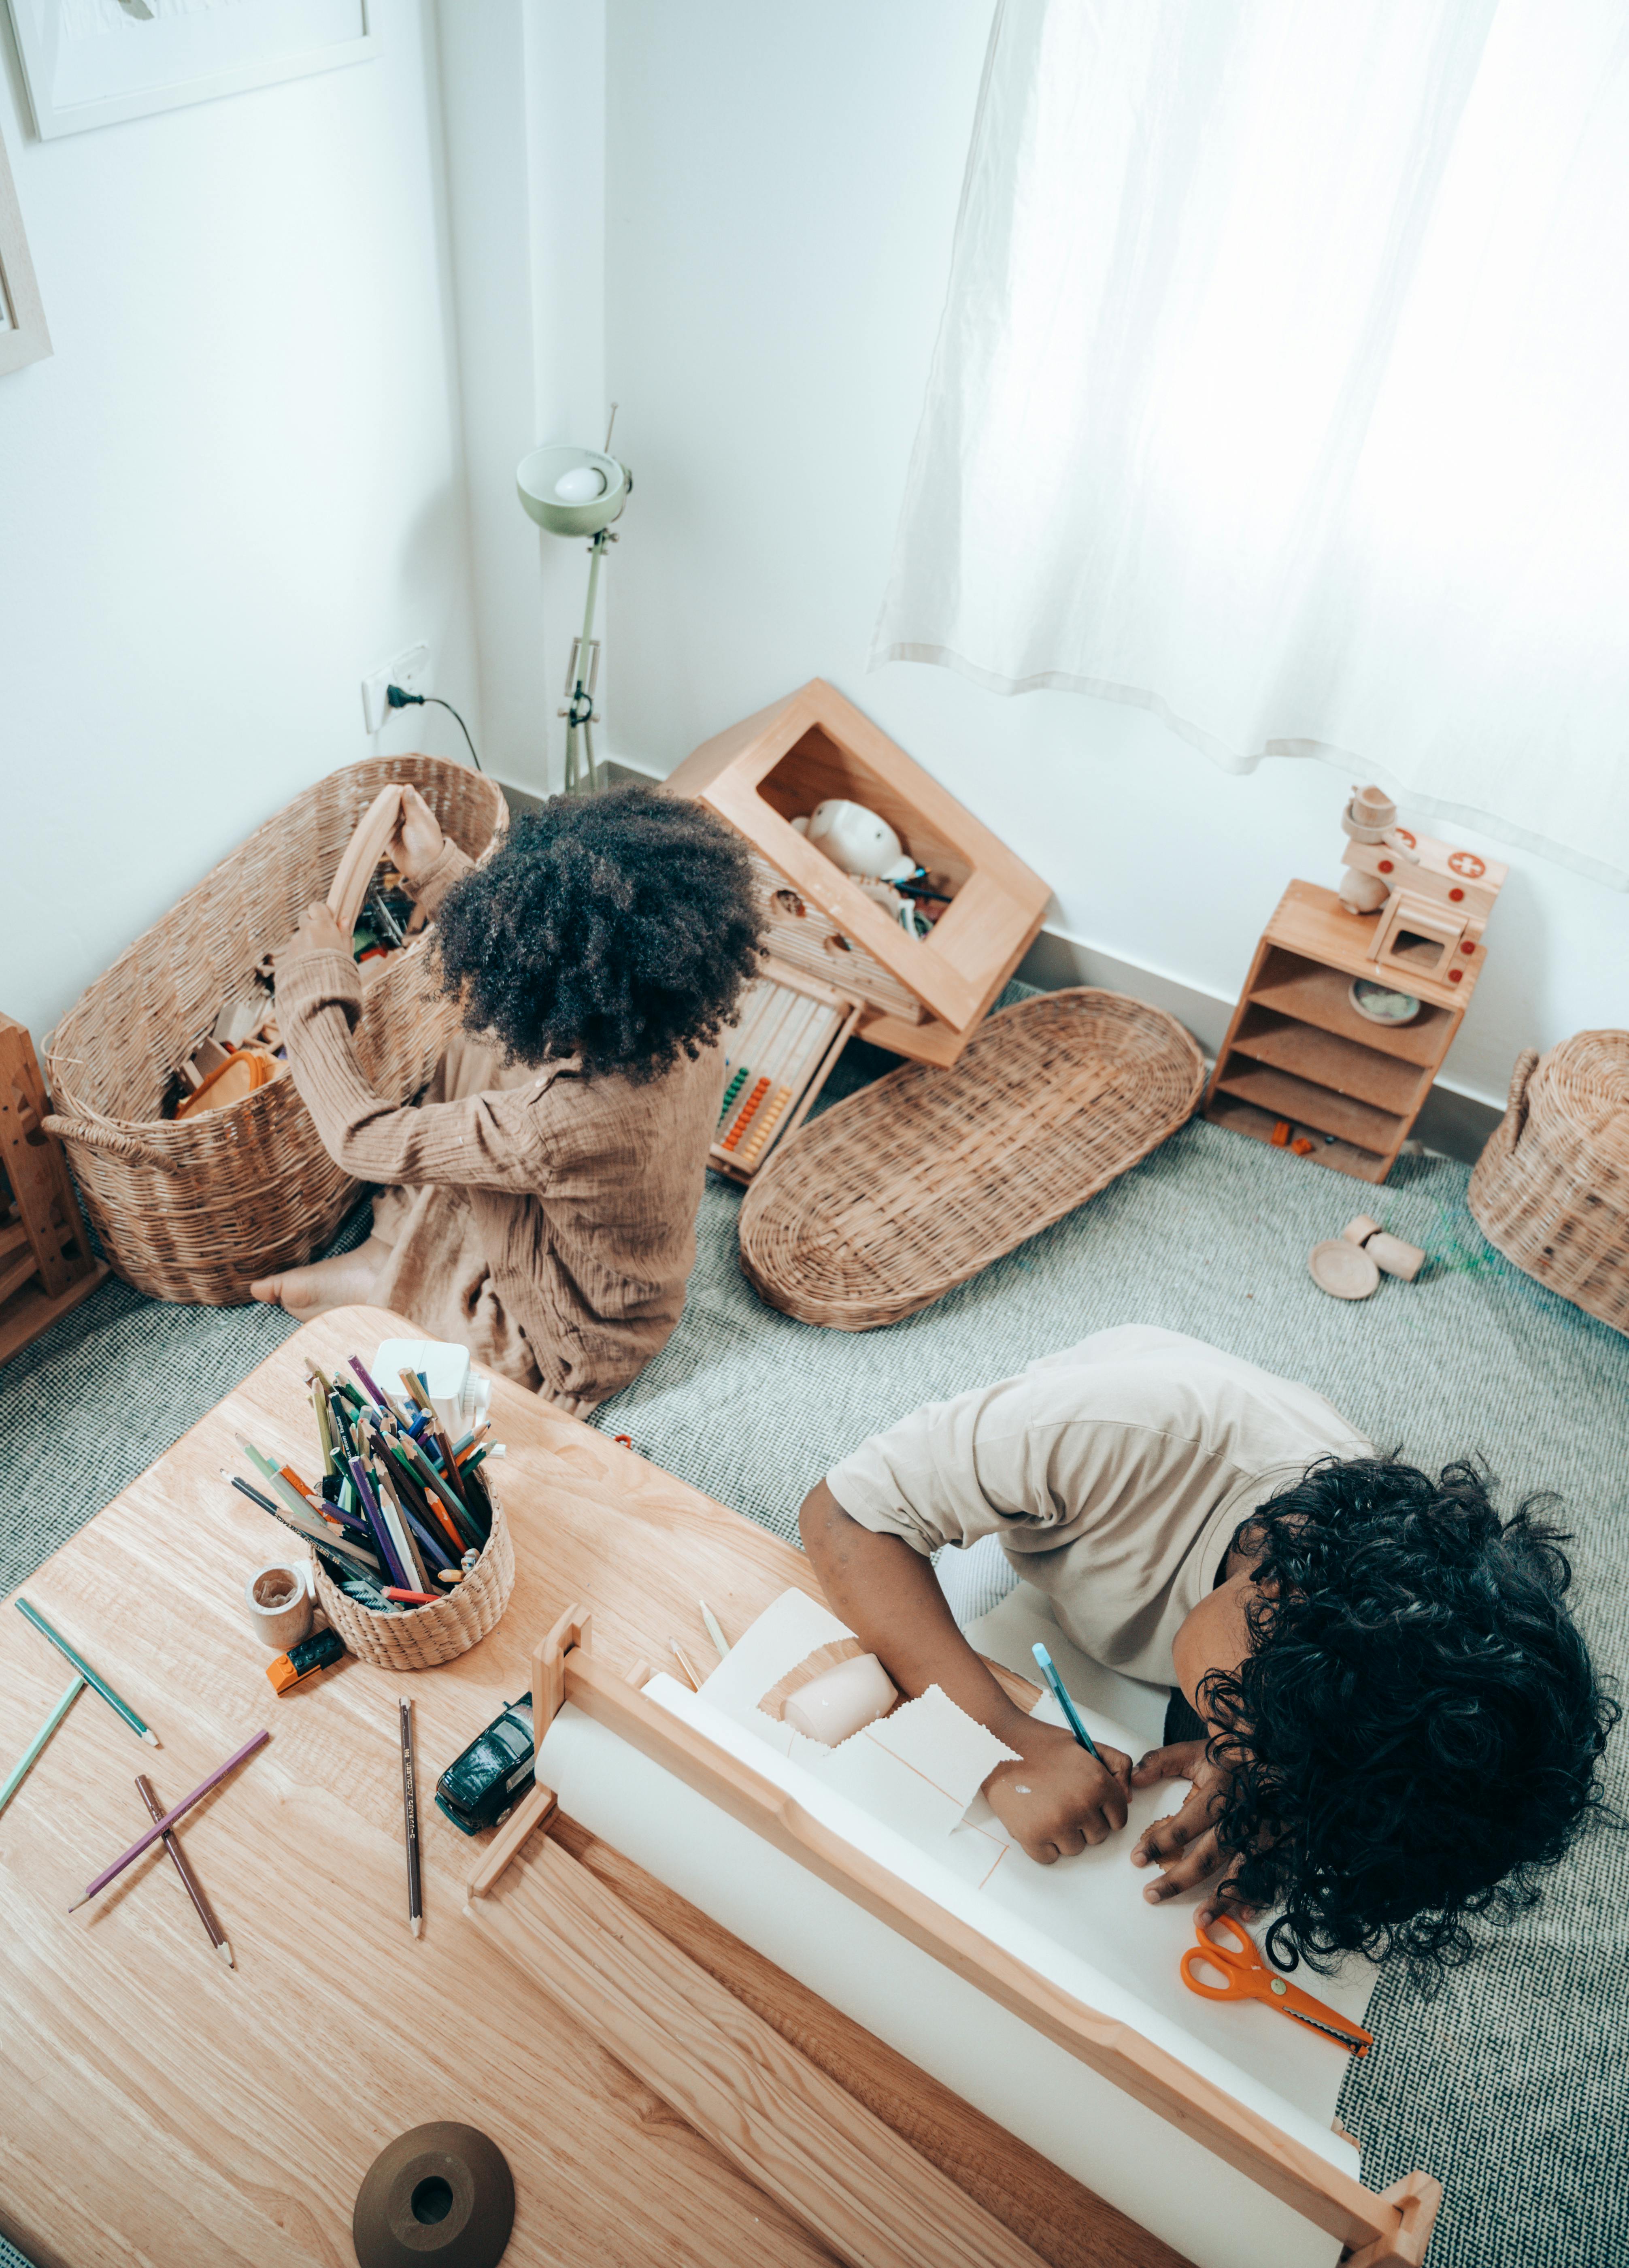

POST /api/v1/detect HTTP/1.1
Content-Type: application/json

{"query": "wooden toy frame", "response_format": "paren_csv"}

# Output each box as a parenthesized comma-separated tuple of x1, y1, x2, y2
(468, 1607, 1441, 2268)
(664, 680, 1052, 1065)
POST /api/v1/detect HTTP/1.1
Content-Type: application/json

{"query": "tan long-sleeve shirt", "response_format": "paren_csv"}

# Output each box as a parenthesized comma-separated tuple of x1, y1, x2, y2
(276, 839, 726, 1409)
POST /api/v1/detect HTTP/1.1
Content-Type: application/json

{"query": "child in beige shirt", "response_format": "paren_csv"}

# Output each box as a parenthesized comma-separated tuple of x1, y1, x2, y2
(803, 1327, 1615, 1976)
(254, 783, 764, 1413)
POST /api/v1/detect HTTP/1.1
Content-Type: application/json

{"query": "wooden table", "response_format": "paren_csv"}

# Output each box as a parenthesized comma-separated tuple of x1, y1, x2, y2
(0, 1306, 1177, 2268)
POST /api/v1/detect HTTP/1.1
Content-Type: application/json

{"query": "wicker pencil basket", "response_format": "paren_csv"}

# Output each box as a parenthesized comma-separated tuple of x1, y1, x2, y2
(1468, 1033, 1629, 1337)
(43, 756, 508, 1305)
(312, 1495, 515, 1671)
(739, 988, 1204, 1329)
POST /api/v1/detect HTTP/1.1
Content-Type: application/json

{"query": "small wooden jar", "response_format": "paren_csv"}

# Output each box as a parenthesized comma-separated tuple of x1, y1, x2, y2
(311, 1496, 515, 1671)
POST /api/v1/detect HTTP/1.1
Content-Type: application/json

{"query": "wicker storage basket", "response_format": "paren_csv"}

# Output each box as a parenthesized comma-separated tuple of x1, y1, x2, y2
(43, 757, 507, 1305)
(739, 988, 1204, 1329)
(1468, 1033, 1629, 1336)
(312, 1494, 515, 1671)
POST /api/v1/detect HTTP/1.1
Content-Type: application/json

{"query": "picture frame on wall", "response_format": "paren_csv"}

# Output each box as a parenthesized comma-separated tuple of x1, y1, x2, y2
(0, 124, 50, 375)
(6, 0, 376, 142)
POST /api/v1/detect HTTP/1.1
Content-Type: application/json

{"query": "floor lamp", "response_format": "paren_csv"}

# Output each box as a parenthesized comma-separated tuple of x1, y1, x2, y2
(516, 414, 632, 794)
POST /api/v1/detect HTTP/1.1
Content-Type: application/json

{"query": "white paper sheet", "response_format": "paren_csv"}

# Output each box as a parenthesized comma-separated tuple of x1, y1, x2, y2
(689, 1584, 1378, 2138)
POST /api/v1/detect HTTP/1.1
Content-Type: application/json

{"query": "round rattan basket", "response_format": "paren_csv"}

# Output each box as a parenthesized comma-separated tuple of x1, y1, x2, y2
(739, 988, 1205, 1329)
(43, 756, 508, 1305)
(312, 1495, 515, 1671)
(1468, 1032, 1629, 1337)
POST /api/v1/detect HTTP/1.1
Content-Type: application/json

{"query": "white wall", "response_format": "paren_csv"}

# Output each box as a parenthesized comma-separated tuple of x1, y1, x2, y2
(602, 0, 1629, 1106)
(435, 0, 606, 799)
(1, 0, 478, 1041)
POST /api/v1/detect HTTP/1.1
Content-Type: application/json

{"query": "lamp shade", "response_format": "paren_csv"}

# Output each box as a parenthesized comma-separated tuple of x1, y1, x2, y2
(515, 444, 631, 538)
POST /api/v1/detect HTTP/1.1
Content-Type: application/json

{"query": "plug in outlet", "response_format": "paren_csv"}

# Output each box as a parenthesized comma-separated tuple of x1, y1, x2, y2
(361, 643, 431, 734)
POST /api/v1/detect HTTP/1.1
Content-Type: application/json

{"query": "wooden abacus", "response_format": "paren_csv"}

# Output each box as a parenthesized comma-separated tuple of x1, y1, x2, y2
(710, 957, 862, 1185)
(0, 1014, 106, 1367)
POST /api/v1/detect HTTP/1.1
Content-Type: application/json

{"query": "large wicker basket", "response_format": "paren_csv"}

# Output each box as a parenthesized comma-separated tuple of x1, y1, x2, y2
(1468, 1033, 1629, 1336)
(43, 756, 507, 1305)
(739, 988, 1204, 1329)
(312, 1494, 515, 1671)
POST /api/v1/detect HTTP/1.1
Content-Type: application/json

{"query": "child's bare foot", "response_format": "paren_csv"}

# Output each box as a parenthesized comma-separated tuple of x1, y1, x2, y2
(251, 1237, 389, 1318)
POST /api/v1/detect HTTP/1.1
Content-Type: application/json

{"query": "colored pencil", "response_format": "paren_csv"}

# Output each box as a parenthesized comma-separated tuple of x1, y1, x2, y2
(1031, 1642, 1102, 1761)
(0, 1675, 85, 1819)
(388, 1422, 482, 1547)
(670, 1642, 702, 1691)
(222, 1469, 382, 1572)
(136, 1772, 232, 1967)
(69, 1729, 270, 1911)
(16, 1600, 158, 1748)
(348, 1456, 410, 1589)
(369, 1452, 429, 1590)
(699, 1598, 731, 1657)
(399, 1697, 423, 1938)
(370, 1448, 444, 1580)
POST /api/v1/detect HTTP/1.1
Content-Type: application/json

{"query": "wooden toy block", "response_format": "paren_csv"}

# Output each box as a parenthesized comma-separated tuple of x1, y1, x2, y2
(1370, 892, 1482, 988)
(1341, 837, 1501, 922)
(664, 680, 1051, 1065)
(0, 1014, 106, 1367)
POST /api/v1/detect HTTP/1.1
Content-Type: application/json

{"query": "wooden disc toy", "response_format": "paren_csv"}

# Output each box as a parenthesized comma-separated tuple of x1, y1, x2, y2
(1308, 1239, 1380, 1300)
(352, 2122, 515, 2268)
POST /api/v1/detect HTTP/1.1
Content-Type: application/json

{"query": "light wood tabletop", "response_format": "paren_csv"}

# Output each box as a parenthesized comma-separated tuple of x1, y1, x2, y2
(0, 1304, 1178, 2268)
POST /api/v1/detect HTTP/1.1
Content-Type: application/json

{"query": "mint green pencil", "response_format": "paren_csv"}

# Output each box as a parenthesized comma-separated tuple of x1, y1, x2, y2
(0, 1675, 86, 1819)
(16, 1599, 158, 1746)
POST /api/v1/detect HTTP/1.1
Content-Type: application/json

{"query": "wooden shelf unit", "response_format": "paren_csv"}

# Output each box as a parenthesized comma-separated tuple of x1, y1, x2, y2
(1202, 881, 1482, 1184)
(0, 1013, 106, 1364)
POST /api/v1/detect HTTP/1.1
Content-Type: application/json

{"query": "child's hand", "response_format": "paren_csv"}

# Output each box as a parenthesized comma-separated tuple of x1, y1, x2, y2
(985, 1721, 1132, 1862)
(1129, 1740, 1253, 1923)
(280, 901, 350, 967)
(388, 784, 445, 882)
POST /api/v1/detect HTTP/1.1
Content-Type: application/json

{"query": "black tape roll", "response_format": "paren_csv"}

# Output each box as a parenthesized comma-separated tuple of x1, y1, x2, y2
(353, 2123, 515, 2268)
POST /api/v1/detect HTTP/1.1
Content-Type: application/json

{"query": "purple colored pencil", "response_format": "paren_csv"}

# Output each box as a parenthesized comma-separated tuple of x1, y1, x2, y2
(69, 1729, 270, 1912)
(348, 1456, 410, 1589)
(349, 1355, 391, 1412)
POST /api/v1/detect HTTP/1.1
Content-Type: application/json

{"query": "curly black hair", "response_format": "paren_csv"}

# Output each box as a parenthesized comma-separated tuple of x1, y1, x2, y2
(1200, 1455, 1618, 1978)
(432, 785, 765, 1080)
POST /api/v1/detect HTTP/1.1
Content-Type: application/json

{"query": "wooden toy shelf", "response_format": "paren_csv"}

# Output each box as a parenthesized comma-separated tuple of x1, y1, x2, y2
(0, 1013, 106, 1365)
(1203, 881, 1484, 1184)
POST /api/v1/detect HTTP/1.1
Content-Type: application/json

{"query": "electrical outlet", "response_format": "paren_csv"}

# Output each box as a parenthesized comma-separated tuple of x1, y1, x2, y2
(360, 642, 431, 734)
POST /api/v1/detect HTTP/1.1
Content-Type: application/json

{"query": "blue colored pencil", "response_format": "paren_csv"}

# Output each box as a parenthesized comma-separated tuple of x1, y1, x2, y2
(348, 1456, 410, 1590)
(1031, 1642, 1102, 1761)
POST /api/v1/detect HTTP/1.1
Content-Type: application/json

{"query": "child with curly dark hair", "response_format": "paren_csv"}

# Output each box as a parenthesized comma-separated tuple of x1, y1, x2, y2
(799, 1327, 1617, 1975)
(254, 782, 764, 1411)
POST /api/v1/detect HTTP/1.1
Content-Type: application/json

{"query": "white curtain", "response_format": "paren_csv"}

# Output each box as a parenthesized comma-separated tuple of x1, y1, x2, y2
(874, 1, 1629, 888)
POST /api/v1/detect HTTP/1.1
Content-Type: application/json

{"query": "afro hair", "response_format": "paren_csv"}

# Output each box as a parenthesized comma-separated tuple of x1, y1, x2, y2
(1201, 1455, 1618, 1978)
(433, 785, 765, 1080)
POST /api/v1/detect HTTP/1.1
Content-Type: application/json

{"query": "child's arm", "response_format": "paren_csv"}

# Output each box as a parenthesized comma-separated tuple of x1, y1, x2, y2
(800, 1480, 1130, 1862)
(275, 905, 556, 1191)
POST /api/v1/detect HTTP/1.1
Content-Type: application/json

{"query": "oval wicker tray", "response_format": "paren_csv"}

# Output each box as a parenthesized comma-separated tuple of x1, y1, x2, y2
(44, 756, 507, 1305)
(312, 1496, 515, 1671)
(738, 988, 1205, 1329)
(1468, 1031, 1629, 1336)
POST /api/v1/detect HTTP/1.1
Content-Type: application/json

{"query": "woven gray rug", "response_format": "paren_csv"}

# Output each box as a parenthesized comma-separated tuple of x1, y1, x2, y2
(3, 1063, 1625, 2267)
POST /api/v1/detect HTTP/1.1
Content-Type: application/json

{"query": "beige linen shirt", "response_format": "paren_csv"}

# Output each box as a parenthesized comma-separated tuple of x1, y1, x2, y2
(276, 838, 725, 1410)
(825, 1327, 1371, 1684)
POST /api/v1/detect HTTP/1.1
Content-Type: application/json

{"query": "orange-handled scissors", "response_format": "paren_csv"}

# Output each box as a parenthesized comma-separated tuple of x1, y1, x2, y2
(1180, 1911, 1374, 2057)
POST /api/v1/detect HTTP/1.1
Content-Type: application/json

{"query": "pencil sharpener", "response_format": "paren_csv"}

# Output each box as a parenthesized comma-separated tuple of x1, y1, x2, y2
(434, 1695, 534, 1836)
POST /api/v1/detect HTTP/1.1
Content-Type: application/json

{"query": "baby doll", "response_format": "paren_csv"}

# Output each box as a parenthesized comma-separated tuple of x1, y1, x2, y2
(252, 783, 764, 1413)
